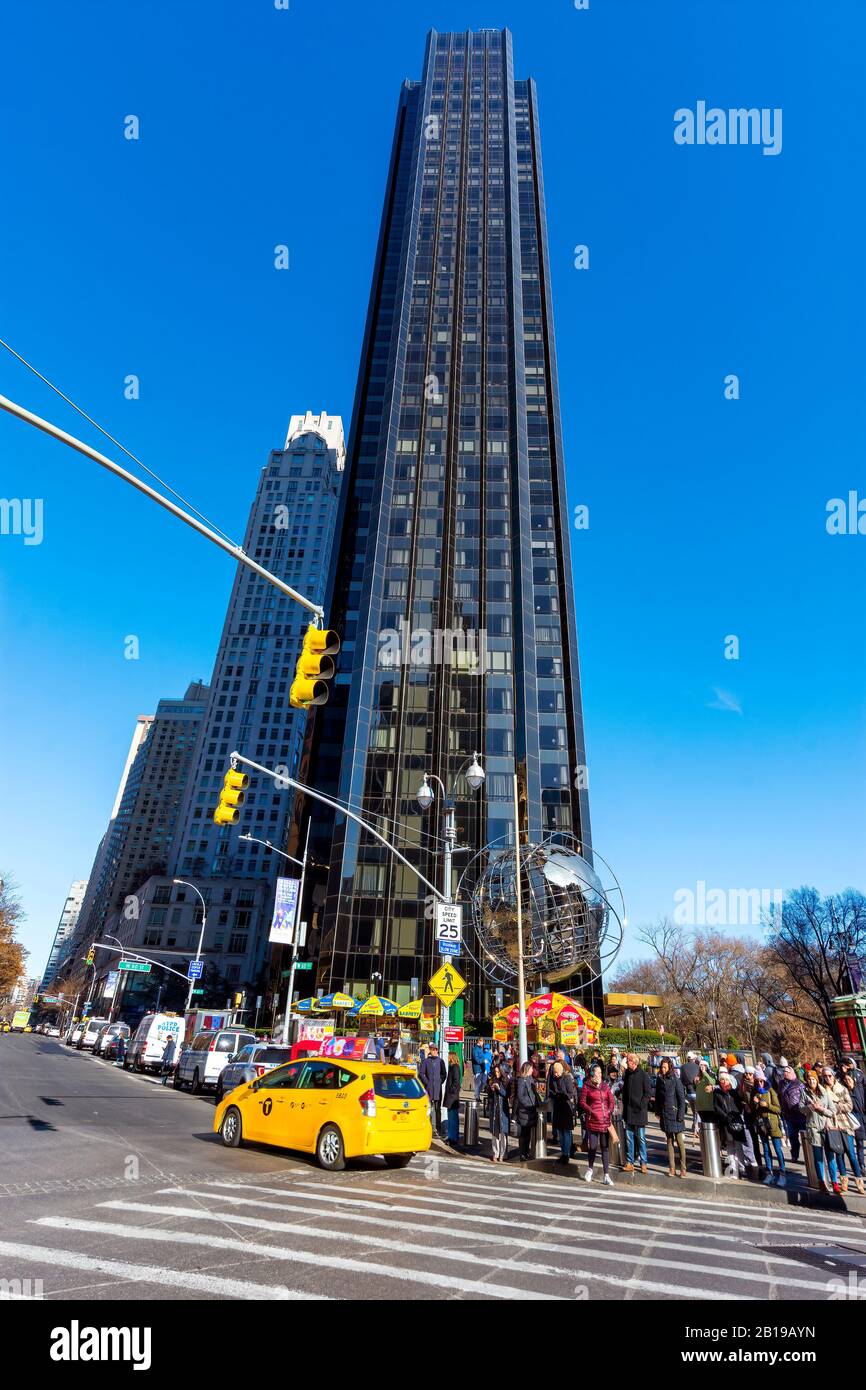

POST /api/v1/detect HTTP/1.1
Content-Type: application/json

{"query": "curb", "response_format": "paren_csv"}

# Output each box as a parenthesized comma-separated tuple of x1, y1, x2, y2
(524, 1155, 866, 1215)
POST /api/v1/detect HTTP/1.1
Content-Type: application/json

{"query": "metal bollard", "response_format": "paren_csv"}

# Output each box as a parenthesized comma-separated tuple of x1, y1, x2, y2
(803, 1139, 821, 1191)
(614, 1114, 627, 1164)
(699, 1120, 723, 1179)
(463, 1097, 478, 1148)
(533, 1108, 547, 1159)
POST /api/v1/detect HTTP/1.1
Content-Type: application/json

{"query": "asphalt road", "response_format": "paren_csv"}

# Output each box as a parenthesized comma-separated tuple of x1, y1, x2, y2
(2, 1033, 866, 1301)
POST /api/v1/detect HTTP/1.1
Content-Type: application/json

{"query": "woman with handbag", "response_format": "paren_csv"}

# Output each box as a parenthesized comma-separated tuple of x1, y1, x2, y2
(804, 1067, 841, 1193)
(751, 1073, 787, 1188)
(821, 1066, 865, 1195)
(712, 1071, 747, 1177)
(443, 1050, 463, 1148)
(485, 1061, 511, 1163)
(579, 1062, 616, 1185)
(513, 1061, 542, 1162)
(548, 1061, 578, 1166)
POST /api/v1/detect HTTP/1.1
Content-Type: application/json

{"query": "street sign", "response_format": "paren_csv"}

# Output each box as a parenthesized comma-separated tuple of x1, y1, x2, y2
(192, 988, 205, 996)
(294, 960, 313, 972)
(435, 902, 462, 944)
(118, 960, 151, 973)
(444, 1026, 464, 1043)
(438, 939, 461, 958)
(187, 959, 204, 980)
(428, 961, 466, 1006)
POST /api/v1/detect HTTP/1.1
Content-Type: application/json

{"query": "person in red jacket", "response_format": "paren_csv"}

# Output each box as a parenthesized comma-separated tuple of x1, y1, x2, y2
(579, 1062, 616, 1184)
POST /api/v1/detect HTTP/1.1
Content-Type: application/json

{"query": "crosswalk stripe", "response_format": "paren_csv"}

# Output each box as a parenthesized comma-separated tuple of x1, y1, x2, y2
(72, 1206, 745, 1302)
(0, 1238, 324, 1300)
(153, 1185, 843, 1274)
(33, 1215, 561, 1301)
(379, 1174, 865, 1229)
(456, 1173, 865, 1225)
(287, 1177, 862, 1245)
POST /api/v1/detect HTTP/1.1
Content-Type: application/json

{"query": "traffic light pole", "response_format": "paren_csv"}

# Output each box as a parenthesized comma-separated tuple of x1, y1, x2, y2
(0, 393, 325, 621)
(229, 752, 447, 903)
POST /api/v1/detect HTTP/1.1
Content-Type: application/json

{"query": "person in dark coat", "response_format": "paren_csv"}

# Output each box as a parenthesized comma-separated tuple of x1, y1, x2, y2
(420, 1045, 446, 1134)
(713, 1072, 747, 1177)
(160, 1035, 177, 1086)
(620, 1053, 653, 1172)
(443, 1050, 462, 1146)
(512, 1061, 542, 1161)
(655, 1056, 687, 1177)
(485, 1062, 511, 1162)
(547, 1061, 578, 1165)
(680, 1051, 701, 1134)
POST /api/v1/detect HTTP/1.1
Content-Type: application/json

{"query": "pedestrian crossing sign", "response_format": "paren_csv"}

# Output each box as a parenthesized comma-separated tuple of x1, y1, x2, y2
(428, 962, 466, 1005)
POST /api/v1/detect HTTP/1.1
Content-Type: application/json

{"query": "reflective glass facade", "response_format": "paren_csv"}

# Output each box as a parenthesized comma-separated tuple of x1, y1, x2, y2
(300, 29, 595, 1017)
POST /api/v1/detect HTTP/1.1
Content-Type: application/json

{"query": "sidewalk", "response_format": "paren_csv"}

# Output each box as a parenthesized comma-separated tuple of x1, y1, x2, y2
(442, 1094, 866, 1217)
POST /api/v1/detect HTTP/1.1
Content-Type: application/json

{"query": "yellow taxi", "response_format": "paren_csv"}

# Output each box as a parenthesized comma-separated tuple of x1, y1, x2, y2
(213, 1056, 432, 1170)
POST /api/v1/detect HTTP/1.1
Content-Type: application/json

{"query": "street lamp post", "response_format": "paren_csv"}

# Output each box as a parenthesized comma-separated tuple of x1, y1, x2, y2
(240, 825, 310, 1044)
(512, 773, 529, 1067)
(416, 753, 485, 1059)
(173, 880, 208, 1015)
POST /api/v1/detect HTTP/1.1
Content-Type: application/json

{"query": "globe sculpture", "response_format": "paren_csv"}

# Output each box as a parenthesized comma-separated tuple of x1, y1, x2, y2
(460, 833, 624, 989)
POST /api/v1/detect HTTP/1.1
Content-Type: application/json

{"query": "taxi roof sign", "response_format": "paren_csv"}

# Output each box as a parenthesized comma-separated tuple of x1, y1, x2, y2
(428, 962, 466, 1006)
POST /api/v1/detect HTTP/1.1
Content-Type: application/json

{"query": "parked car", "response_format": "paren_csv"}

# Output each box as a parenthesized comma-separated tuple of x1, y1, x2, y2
(65, 1022, 85, 1046)
(215, 1043, 294, 1103)
(45, 1024, 61, 1037)
(77, 1017, 110, 1050)
(95, 1022, 130, 1059)
(127, 1013, 184, 1073)
(175, 1027, 257, 1095)
(214, 1059, 432, 1170)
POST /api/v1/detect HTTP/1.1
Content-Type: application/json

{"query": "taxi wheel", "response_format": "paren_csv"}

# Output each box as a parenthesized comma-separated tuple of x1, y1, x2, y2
(316, 1124, 346, 1172)
(383, 1153, 413, 1169)
(220, 1106, 243, 1148)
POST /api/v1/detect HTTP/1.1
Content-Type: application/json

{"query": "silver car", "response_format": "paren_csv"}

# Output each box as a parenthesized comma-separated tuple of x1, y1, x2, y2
(214, 1043, 294, 1103)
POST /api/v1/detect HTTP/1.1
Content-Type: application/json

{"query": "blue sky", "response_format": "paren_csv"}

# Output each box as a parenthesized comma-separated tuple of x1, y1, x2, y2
(1, 0, 864, 976)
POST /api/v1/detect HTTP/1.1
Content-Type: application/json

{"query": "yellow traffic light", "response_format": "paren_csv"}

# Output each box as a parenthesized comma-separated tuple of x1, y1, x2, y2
(290, 624, 340, 709)
(213, 767, 250, 826)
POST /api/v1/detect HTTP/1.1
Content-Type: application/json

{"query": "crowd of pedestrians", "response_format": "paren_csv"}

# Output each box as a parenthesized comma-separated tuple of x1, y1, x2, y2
(454, 1039, 865, 1192)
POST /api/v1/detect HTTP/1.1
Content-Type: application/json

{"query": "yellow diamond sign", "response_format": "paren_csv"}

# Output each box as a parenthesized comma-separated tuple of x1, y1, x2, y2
(428, 962, 466, 1006)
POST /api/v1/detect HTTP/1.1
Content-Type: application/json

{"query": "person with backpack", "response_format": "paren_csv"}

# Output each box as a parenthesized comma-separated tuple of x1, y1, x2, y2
(777, 1065, 808, 1162)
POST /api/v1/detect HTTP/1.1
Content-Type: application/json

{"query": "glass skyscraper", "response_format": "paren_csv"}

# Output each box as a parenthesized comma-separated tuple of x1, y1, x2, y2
(299, 29, 596, 1018)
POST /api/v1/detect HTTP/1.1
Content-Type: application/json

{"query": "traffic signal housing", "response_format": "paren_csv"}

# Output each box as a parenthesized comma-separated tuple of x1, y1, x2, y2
(213, 767, 249, 826)
(290, 623, 340, 709)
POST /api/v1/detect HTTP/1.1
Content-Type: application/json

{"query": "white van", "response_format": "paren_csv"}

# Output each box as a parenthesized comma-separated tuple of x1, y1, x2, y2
(78, 1017, 110, 1050)
(175, 1027, 256, 1094)
(127, 1013, 184, 1073)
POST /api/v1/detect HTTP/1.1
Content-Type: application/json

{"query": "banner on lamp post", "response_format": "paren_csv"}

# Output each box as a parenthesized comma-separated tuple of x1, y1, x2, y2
(269, 877, 301, 946)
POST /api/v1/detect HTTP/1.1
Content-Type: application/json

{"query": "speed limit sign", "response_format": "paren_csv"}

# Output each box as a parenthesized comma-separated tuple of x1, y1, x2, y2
(435, 902, 463, 956)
